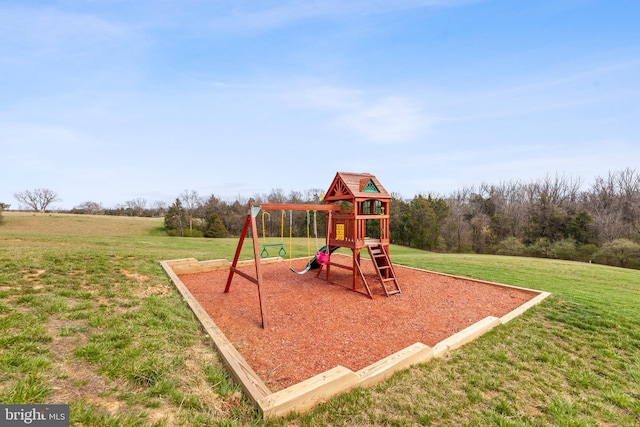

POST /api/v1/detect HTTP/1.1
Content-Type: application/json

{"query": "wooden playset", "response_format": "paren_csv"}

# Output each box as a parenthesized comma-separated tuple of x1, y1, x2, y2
(225, 172, 402, 328)
(161, 171, 550, 417)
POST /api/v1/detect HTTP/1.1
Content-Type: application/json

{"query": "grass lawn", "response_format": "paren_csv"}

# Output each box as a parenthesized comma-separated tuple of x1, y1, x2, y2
(1, 212, 638, 426)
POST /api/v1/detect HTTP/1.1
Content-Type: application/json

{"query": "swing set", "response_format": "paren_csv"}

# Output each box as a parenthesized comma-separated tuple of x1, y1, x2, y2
(225, 172, 401, 328)
(225, 203, 339, 328)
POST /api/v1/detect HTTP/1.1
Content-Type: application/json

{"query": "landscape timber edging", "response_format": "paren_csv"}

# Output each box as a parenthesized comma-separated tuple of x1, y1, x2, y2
(161, 257, 549, 419)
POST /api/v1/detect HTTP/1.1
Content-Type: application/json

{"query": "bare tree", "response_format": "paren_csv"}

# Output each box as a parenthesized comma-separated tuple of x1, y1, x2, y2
(14, 188, 62, 212)
(123, 198, 148, 216)
(587, 168, 640, 243)
(588, 172, 625, 243)
(442, 187, 472, 250)
(180, 190, 202, 232)
(303, 188, 325, 203)
(124, 200, 136, 216)
(535, 173, 582, 209)
(464, 186, 494, 253)
(616, 167, 640, 235)
(133, 197, 148, 216)
(151, 200, 168, 217)
(267, 188, 287, 204)
(73, 201, 104, 214)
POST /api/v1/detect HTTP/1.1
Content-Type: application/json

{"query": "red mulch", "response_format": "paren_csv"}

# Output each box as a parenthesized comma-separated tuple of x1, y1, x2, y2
(178, 255, 539, 391)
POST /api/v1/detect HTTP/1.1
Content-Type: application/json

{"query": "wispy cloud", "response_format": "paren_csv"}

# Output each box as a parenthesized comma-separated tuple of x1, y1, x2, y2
(435, 53, 640, 123)
(285, 82, 432, 143)
(0, 5, 128, 57)
(288, 84, 364, 110)
(204, 0, 478, 33)
(339, 96, 430, 143)
(2, 121, 94, 150)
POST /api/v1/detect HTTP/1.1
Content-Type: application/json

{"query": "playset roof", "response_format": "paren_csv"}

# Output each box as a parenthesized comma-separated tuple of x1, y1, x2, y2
(324, 172, 390, 202)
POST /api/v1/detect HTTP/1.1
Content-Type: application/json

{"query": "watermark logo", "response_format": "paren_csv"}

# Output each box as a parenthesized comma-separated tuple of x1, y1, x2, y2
(1, 405, 69, 426)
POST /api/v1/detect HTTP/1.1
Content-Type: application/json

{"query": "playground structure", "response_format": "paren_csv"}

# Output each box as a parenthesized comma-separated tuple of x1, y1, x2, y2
(163, 255, 550, 418)
(162, 171, 550, 417)
(225, 172, 402, 328)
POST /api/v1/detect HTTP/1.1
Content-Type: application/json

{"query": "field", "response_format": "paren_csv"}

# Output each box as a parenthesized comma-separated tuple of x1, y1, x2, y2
(1, 211, 639, 426)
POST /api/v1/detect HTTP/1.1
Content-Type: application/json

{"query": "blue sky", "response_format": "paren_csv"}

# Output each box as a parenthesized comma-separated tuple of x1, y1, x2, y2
(2, 0, 639, 209)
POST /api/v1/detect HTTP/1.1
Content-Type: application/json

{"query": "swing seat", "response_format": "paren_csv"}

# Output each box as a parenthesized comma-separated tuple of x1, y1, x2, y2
(261, 243, 286, 258)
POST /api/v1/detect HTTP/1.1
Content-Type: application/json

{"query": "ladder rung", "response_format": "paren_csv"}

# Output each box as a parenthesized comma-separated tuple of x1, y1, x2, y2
(369, 246, 401, 296)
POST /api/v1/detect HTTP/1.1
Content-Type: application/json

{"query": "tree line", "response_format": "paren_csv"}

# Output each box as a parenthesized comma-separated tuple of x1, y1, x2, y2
(163, 188, 328, 238)
(9, 189, 169, 218)
(161, 168, 640, 268)
(5, 168, 640, 269)
(437, 168, 640, 268)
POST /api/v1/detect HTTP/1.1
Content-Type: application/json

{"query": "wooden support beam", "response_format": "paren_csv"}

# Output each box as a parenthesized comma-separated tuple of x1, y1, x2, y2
(229, 267, 259, 285)
(225, 206, 269, 328)
(225, 214, 252, 292)
(252, 203, 340, 212)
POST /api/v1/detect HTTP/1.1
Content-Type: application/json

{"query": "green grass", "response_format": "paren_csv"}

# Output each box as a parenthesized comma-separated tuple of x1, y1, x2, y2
(1, 211, 639, 426)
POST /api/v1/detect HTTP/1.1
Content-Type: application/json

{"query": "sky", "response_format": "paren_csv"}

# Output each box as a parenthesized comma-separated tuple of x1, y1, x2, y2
(2, 0, 640, 210)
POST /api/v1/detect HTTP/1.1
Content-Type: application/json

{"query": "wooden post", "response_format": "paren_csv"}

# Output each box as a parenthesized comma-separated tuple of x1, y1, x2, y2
(225, 205, 269, 329)
(224, 214, 251, 293)
(250, 208, 268, 328)
(352, 249, 359, 291)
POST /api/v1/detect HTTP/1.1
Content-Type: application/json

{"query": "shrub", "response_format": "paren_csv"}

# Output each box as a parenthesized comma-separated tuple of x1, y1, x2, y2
(525, 238, 554, 258)
(552, 238, 578, 261)
(593, 239, 640, 269)
(494, 237, 526, 256)
(451, 245, 475, 254)
(576, 244, 598, 263)
(183, 228, 204, 238)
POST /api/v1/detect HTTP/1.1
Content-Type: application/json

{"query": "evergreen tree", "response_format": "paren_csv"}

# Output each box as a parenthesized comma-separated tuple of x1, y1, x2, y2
(204, 213, 228, 238)
(164, 198, 187, 236)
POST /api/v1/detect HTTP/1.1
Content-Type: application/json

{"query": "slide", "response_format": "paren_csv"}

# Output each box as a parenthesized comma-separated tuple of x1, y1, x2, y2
(289, 245, 340, 274)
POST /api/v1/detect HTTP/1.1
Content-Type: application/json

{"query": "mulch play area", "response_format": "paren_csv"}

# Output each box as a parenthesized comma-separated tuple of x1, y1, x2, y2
(176, 254, 541, 392)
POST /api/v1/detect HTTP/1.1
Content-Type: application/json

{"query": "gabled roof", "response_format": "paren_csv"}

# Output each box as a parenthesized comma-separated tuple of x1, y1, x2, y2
(324, 172, 391, 202)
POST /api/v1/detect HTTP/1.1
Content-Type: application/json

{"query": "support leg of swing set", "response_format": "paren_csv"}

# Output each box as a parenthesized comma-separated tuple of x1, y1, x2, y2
(225, 206, 269, 329)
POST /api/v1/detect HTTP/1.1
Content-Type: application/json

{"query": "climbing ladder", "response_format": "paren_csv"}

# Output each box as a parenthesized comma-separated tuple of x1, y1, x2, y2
(367, 243, 401, 296)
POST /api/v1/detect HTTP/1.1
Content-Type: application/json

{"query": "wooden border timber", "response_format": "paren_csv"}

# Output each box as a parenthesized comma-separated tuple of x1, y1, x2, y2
(161, 257, 551, 419)
(160, 260, 270, 404)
